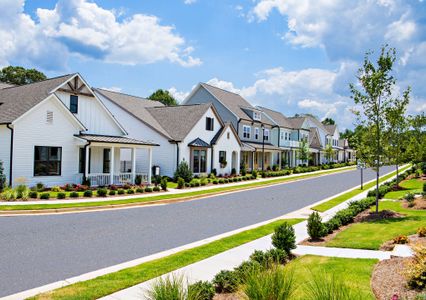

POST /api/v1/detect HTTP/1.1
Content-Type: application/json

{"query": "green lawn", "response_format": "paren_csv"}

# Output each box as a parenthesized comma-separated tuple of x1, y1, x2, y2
(30, 218, 303, 300)
(325, 200, 426, 250)
(286, 255, 377, 300)
(166, 181, 178, 189)
(384, 178, 424, 200)
(0, 166, 354, 211)
(312, 164, 411, 212)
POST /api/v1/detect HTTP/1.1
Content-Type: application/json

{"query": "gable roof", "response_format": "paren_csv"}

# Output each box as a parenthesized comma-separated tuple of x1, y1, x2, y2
(211, 122, 242, 146)
(188, 137, 211, 148)
(147, 103, 215, 141)
(76, 134, 158, 146)
(257, 106, 293, 129)
(324, 124, 337, 135)
(309, 127, 322, 149)
(0, 74, 75, 124)
(287, 117, 307, 130)
(93, 88, 172, 140)
(304, 115, 330, 135)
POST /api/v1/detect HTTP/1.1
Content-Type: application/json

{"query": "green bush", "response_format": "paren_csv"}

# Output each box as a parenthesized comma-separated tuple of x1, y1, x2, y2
(136, 188, 144, 193)
(146, 275, 185, 300)
(127, 189, 135, 194)
(117, 189, 125, 195)
(36, 182, 45, 192)
(177, 177, 185, 189)
(212, 180, 218, 184)
(218, 179, 225, 184)
(306, 271, 360, 300)
(29, 191, 38, 199)
(231, 168, 237, 176)
(57, 192, 66, 199)
(153, 186, 161, 192)
(83, 190, 93, 197)
(109, 190, 116, 196)
(97, 188, 108, 197)
(251, 169, 258, 178)
(160, 178, 168, 191)
(0, 160, 6, 193)
(187, 281, 215, 300)
(174, 161, 193, 182)
(249, 249, 288, 268)
(307, 212, 325, 240)
(233, 260, 262, 283)
(40, 193, 50, 200)
(271, 222, 296, 255)
(213, 270, 240, 293)
(145, 187, 153, 193)
(70, 191, 79, 198)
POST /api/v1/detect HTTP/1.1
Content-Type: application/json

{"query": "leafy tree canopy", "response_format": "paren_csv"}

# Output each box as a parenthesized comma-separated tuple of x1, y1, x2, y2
(321, 117, 336, 125)
(148, 89, 178, 106)
(0, 66, 47, 85)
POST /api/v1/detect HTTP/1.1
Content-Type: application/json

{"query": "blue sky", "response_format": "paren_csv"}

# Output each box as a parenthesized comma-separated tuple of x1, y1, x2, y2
(1, 0, 425, 129)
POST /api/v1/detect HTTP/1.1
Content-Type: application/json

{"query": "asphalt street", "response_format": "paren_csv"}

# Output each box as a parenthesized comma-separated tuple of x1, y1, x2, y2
(0, 166, 395, 297)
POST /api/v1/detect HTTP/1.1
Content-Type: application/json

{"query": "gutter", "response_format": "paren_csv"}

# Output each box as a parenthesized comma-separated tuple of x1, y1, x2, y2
(6, 124, 13, 187)
(83, 140, 91, 181)
(175, 142, 180, 169)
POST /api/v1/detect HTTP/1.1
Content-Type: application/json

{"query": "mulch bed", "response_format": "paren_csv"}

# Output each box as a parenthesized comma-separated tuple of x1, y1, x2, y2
(214, 293, 241, 300)
(371, 257, 424, 300)
(402, 197, 426, 210)
(381, 234, 426, 251)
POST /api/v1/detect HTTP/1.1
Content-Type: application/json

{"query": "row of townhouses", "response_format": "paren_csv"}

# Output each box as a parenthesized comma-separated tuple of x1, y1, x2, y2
(0, 73, 355, 187)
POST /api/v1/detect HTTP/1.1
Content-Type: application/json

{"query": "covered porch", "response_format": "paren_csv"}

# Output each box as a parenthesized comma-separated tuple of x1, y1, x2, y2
(241, 142, 281, 171)
(76, 134, 158, 186)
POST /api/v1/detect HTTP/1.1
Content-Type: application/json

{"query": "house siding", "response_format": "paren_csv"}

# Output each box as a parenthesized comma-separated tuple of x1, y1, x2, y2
(0, 125, 11, 185)
(12, 97, 83, 187)
(238, 120, 273, 144)
(213, 126, 241, 176)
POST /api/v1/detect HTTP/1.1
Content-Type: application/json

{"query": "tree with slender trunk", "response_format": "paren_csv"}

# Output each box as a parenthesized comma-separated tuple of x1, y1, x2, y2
(325, 144, 334, 164)
(350, 45, 404, 213)
(298, 138, 309, 165)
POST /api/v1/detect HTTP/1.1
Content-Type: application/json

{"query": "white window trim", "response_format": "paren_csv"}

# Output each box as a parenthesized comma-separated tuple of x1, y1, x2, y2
(264, 129, 270, 141)
(255, 127, 259, 140)
(253, 111, 261, 121)
(243, 125, 251, 139)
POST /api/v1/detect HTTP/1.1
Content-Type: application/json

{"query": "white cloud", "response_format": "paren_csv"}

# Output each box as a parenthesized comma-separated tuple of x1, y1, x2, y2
(168, 87, 189, 103)
(100, 86, 122, 92)
(184, 0, 197, 4)
(0, 0, 201, 70)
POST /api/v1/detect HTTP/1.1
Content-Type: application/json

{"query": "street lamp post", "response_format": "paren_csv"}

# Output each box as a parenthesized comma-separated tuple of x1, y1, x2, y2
(261, 124, 265, 172)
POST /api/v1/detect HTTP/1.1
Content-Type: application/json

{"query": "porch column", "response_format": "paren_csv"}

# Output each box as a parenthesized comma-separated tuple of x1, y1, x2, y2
(148, 147, 152, 184)
(85, 145, 90, 181)
(110, 146, 115, 185)
(131, 147, 136, 184)
(252, 152, 255, 170)
(278, 151, 282, 169)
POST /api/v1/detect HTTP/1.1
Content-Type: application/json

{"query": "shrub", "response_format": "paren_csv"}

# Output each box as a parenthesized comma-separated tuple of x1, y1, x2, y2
(136, 188, 144, 193)
(50, 186, 61, 192)
(97, 188, 108, 197)
(117, 189, 125, 195)
(145, 187, 153, 193)
(29, 191, 38, 199)
(324, 218, 341, 234)
(393, 235, 408, 244)
(127, 189, 135, 194)
(134, 175, 142, 186)
(40, 193, 50, 200)
(109, 190, 116, 196)
(16, 184, 30, 200)
(0, 160, 6, 193)
(177, 177, 185, 189)
(57, 192, 66, 199)
(160, 178, 168, 191)
(272, 222, 296, 255)
(251, 169, 258, 178)
(249, 249, 288, 268)
(418, 227, 426, 237)
(200, 177, 208, 186)
(307, 212, 325, 240)
(174, 161, 193, 182)
(306, 271, 360, 300)
(405, 245, 426, 290)
(70, 191, 79, 198)
(153, 186, 161, 192)
(243, 266, 296, 300)
(213, 270, 240, 293)
(218, 179, 225, 184)
(36, 182, 45, 192)
(333, 208, 356, 226)
(146, 275, 185, 300)
(83, 190, 93, 197)
(233, 260, 262, 282)
(212, 180, 218, 184)
(187, 281, 215, 300)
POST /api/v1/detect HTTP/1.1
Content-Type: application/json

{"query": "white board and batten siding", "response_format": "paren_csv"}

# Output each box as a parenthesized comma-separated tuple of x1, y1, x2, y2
(99, 95, 177, 177)
(212, 126, 241, 175)
(12, 96, 84, 187)
(0, 125, 11, 184)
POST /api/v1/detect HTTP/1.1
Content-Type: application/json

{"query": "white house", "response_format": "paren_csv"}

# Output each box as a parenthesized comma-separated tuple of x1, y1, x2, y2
(95, 89, 242, 177)
(0, 74, 157, 187)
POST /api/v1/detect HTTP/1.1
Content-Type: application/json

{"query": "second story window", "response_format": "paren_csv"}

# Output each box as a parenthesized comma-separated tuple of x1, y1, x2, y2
(206, 117, 214, 131)
(243, 125, 251, 139)
(255, 127, 259, 140)
(253, 111, 261, 121)
(264, 129, 270, 141)
(70, 95, 78, 114)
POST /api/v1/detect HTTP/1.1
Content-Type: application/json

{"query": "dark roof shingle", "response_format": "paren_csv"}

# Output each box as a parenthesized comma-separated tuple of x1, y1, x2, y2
(76, 134, 158, 146)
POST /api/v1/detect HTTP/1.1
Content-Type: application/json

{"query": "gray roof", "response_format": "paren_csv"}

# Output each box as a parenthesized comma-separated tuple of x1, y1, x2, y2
(324, 124, 337, 135)
(287, 117, 307, 129)
(0, 74, 75, 124)
(244, 141, 281, 151)
(0, 82, 16, 89)
(257, 106, 293, 129)
(309, 127, 322, 149)
(147, 103, 212, 141)
(93, 88, 172, 139)
(76, 134, 158, 146)
(188, 138, 211, 148)
(303, 115, 329, 134)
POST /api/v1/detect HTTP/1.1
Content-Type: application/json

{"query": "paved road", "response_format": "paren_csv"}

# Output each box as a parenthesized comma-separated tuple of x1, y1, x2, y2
(0, 166, 395, 297)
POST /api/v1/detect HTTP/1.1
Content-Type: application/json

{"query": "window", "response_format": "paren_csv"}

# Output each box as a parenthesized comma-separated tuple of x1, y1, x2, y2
(79, 148, 85, 173)
(103, 149, 111, 173)
(264, 129, 270, 141)
(206, 117, 214, 131)
(255, 127, 259, 140)
(219, 151, 227, 164)
(253, 111, 261, 121)
(280, 131, 284, 140)
(70, 95, 78, 114)
(243, 125, 251, 139)
(192, 149, 207, 173)
(34, 146, 62, 176)
(227, 132, 230, 139)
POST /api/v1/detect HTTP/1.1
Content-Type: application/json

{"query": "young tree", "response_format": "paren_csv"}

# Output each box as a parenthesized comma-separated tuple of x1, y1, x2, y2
(385, 88, 410, 185)
(322, 118, 336, 125)
(0, 160, 6, 192)
(298, 138, 309, 165)
(0, 66, 46, 85)
(325, 144, 335, 163)
(148, 89, 178, 106)
(405, 113, 426, 163)
(350, 45, 409, 212)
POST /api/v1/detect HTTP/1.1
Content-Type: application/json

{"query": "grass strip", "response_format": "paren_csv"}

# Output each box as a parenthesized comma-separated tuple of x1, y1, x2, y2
(311, 165, 411, 212)
(1, 167, 355, 211)
(29, 218, 303, 300)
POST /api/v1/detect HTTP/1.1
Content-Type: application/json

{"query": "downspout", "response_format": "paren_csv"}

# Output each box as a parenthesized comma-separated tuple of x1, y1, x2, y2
(236, 119, 241, 135)
(175, 142, 180, 169)
(6, 124, 13, 187)
(83, 140, 91, 182)
(210, 144, 214, 173)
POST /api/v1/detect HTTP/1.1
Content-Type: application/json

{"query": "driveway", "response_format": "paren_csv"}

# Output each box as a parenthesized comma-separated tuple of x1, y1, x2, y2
(0, 166, 395, 297)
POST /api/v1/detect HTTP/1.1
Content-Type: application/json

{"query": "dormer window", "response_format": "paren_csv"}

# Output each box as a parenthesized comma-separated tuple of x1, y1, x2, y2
(70, 95, 78, 114)
(253, 111, 261, 121)
(206, 117, 214, 131)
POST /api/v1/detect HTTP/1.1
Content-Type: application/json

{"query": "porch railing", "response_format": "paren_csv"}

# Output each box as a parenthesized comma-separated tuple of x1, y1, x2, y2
(85, 172, 148, 186)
